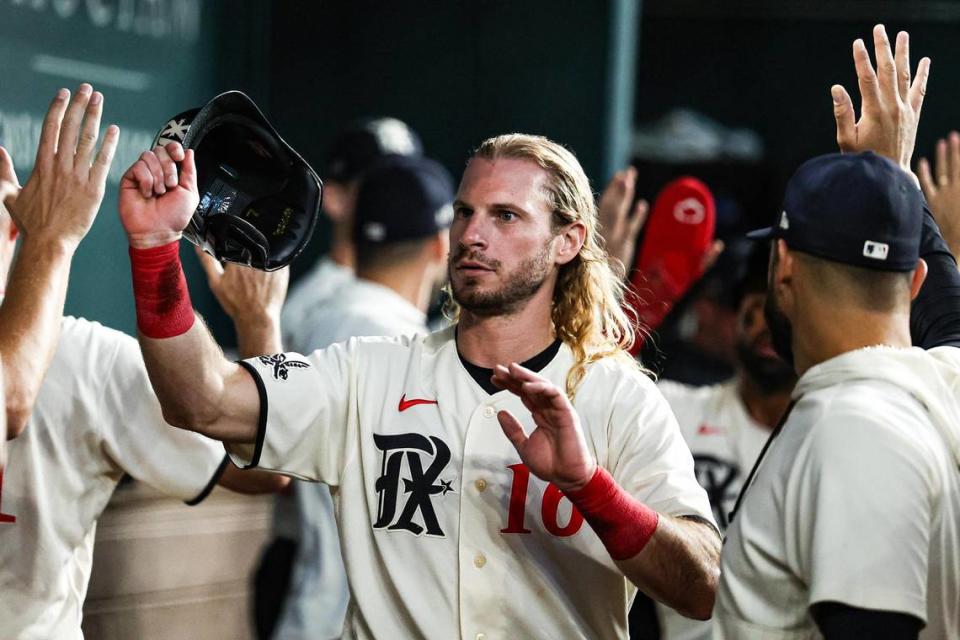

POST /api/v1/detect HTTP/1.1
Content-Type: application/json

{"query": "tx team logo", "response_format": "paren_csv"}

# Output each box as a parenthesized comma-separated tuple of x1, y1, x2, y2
(373, 433, 454, 537)
(693, 454, 739, 529)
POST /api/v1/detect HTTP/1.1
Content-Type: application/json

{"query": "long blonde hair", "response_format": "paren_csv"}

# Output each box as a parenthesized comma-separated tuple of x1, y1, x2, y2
(446, 133, 641, 396)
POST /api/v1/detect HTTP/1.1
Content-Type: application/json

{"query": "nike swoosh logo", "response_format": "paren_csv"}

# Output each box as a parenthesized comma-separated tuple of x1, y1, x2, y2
(398, 394, 439, 412)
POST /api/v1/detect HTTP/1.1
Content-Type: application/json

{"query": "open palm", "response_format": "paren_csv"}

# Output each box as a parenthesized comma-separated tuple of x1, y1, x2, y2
(493, 363, 597, 492)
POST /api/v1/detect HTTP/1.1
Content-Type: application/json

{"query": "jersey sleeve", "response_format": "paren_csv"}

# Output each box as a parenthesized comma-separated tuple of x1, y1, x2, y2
(98, 330, 228, 504)
(790, 403, 934, 622)
(227, 340, 357, 485)
(607, 371, 717, 529)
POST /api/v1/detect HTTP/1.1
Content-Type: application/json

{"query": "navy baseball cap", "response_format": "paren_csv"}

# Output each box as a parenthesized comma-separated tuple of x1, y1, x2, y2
(747, 151, 923, 272)
(324, 117, 422, 184)
(352, 155, 454, 246)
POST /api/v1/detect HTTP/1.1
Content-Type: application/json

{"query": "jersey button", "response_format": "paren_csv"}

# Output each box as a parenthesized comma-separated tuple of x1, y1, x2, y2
(475, 478, 487, 492)
(474, 553, 487, 568)
(483, 405, 496, 418)
(476, 634, 486, 640)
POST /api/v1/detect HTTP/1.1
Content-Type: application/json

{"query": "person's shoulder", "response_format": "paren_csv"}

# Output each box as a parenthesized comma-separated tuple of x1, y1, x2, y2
(657, 377, 728, 406)
(56, 316, 133, 364)
(579, 354, 668, 410)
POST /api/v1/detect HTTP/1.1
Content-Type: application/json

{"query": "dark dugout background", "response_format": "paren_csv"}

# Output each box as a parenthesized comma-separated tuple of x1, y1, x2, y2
(0, 0, 958, 345)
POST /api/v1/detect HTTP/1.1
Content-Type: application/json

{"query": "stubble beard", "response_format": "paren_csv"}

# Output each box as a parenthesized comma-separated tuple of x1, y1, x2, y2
(449, 243, 554, 317)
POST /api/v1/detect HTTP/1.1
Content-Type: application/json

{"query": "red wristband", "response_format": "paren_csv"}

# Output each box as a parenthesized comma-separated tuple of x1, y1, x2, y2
(565, 466, 659, 560)
(129, 242, 195, 339)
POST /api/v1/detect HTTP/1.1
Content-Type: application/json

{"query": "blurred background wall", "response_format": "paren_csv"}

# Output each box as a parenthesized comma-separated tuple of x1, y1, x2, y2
(2, 0, 957, 345)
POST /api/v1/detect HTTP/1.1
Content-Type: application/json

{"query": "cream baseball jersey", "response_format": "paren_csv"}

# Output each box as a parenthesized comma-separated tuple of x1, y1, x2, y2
(716, 346, 960, 639)
(654, 380, 771, 640)
(228, 326, 715, 640)
(0, 317, 227, 640)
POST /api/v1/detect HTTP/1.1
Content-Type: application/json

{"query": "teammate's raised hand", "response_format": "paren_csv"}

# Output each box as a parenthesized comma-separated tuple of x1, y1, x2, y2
(492, 362, 597, 492)
(919, 132, 960, 261)
(6, 84, 119, 248)
(118, 142, 198, 248)
(831, 25, 930, 174)
(196, 246, 288, 357)
(598, 167, 648, 274)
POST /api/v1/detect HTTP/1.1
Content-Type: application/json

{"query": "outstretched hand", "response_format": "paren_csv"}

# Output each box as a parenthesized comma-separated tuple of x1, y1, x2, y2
(831, 25, 930, 175)
(492, 363, 596, 492)
(195, 246, 289, 324)
(118, 142, 199, 248)
(5, 84, 119, 248)
(919, 132, 960, 261)
(598, 167, 648, 274)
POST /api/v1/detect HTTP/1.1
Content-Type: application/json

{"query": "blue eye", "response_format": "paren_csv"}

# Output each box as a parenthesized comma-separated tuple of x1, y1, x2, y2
(498, 210, 517, 221)
(454, 207, 472, 218)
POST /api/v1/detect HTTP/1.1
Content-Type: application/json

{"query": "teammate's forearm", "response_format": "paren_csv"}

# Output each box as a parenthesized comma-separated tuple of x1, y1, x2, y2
(615, 515, 720, 620)
(0, 236, 76, 438)
(234, 316, 282, 359)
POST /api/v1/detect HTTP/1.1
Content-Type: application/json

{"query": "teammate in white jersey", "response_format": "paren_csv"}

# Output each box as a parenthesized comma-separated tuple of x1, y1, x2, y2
(0, 87, 289, 639)
(119, 132, 720, 638)
(717, 26, 960, 639)
(599, 170, 795, 639)
(282, 117, 423, 352)
(273, 154, 453, 640)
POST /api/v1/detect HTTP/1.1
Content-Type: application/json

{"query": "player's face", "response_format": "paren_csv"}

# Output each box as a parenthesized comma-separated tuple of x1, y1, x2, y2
(448, 157, 562, 316)
(735, 291, 796, 393)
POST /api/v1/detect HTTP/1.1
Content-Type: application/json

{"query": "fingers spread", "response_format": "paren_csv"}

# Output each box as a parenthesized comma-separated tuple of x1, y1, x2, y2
(195, 244, 225, 282)
(57, 84, 93, 168)
(90, 125, 120, 186)
(908, 56, 931, 113)
(853, 38, 880, 113)
(0, 146, 20, 187)
(936, 138, 948, 186)
(949, 131, 960, 181)
(872, 24, 898, 103)
(35, 88, 69, 171)
(75, 90, 103, 170)
(918, 158, 936, 197)
(831, 84, 856, 151)
(894, 30, 910, 101)
(497, 409, 529, 452)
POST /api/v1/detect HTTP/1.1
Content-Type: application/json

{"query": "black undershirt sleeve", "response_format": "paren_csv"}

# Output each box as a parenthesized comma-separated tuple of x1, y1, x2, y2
(910, 203, 960, 350)
(811, 602, 923, 640)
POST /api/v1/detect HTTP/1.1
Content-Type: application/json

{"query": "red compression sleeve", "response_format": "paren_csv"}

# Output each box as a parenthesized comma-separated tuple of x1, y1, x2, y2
(565, 466, 659, 561)
(129, 242, 195, 339)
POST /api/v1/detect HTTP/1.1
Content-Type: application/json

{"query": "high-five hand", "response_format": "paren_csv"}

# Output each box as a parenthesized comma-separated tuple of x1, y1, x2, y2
(918, 132, 960, 261)
(118, 142, 198, 248)
(598, 167, 648, 273)
(492, 363, 597, 492)
(831, 25, 930, 174)
(6, 84, 119, 248)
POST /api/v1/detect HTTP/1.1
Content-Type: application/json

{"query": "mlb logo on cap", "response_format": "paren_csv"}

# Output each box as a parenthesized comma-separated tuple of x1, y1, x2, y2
(863, 240, 889, 261)
(747, 152, 923, 272)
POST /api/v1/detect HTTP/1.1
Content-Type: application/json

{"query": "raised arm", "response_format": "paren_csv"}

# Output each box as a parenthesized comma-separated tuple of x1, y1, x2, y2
(492, 363, 720, 620)
(0, 85, 119, 438)
(117, 144, 259, 443)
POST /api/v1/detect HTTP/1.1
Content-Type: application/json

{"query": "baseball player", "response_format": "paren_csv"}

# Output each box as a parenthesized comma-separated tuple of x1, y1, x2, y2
(716, 26, 960, 639)
(274, 154, 454, 640)
(260, 118, 424, 638)
(282, 117, 423, 352)
(0, 86, 289, 640)
(599, 171, 794, 640)
(119, 133, 720, 639)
